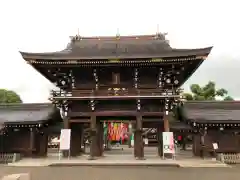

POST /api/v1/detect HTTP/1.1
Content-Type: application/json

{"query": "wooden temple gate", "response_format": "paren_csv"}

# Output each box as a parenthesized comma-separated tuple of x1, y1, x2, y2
(13, 32, 215, 159)
(62, 114, 171, 159)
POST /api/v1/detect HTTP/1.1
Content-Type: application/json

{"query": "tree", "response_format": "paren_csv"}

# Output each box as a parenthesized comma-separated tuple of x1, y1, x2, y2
(223, 96, 234, 101)
(0, 89, 22, 103)
(183, 81, 234, 101)
(183, 93, 193, 101)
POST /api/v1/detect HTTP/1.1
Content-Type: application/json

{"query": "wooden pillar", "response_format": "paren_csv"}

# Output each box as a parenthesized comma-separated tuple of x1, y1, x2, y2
(163, 111, 170, 132)
(200, 129, 207, 159)
(79, 124, 84, 153)
(70, 123, 82, 157)
(34, 131, 48, 157)
(182, 135, 187, 150)
(192, 134, 199, 156)
(62, 118, 70, 158)
(80, 126, 85, 153)
(134, 115, 144, 159)
(29, 128, 35, 156)
(162, 106, 171, 158)
(128, 123, 133, 148)
(157, 126, 163, 157)
(97, 122, 104, 156)
(89, 116, 99, 159)
(43, 133, 48, 156)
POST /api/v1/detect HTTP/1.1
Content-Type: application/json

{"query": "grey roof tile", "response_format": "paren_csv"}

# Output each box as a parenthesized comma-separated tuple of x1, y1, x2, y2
(183, 101, 240, 122)
(19, 34, 212, 60)
(170, 122, 192, 130)
(0, 103, 60, 124)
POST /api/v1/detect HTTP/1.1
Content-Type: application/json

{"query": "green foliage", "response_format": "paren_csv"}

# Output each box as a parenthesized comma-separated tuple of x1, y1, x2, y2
(0, 89, 22, 104)
(183, 93, 193, 101)
(184, 81, 234, 101)
(223, 96, 234, 101)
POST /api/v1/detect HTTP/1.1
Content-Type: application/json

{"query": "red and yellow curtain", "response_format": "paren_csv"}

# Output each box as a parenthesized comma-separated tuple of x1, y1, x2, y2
(107, 122, 128, 142)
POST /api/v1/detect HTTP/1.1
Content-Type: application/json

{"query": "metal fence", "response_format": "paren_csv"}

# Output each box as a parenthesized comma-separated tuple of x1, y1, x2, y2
(0, 153, 21, 164)
(217, 153, 240, 164)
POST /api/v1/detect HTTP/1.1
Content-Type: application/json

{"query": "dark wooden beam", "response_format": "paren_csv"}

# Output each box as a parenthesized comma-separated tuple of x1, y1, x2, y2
(68, 111, 164, 117)
(69, 119, 90, 123)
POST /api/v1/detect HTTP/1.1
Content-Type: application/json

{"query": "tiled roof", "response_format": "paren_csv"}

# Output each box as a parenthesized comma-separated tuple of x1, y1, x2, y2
(0, 103, 60, 124)
(20, 34, 212, 60)
(183, 101, 240, 122)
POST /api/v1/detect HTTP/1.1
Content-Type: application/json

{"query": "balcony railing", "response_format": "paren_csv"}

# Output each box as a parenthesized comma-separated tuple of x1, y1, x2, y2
(50, 88, 183, 100)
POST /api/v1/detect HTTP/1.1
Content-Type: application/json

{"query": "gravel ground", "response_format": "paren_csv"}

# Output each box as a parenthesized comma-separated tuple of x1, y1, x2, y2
(0, 166, 240, 180)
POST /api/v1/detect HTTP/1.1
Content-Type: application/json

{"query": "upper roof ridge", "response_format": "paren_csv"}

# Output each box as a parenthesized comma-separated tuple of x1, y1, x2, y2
(70, 33, 168, 41)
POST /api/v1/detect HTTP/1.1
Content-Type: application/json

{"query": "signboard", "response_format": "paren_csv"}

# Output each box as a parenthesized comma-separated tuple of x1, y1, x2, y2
(144, 138, 148, 145)
(162, 132, 175, 154)
(212, 143, 218, 150)
(59, 129, 71, 150)
(130, 133, 134, 146)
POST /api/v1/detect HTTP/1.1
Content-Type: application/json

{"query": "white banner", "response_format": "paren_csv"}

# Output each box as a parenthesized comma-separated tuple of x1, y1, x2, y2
(162, 132, 175, 154)
(60, 129, 71, 150)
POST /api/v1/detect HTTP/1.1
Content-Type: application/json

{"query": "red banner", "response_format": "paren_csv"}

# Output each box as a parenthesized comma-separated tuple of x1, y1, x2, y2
(108, 122, 128, 142)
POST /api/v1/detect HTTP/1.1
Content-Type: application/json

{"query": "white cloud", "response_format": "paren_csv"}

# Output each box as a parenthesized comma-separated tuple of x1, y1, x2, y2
(0, 0, 239, 102)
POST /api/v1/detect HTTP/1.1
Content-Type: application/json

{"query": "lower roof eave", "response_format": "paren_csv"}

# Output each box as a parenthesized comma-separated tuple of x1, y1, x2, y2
(4, 120, 47, 126)
(187, 119, 240, 124)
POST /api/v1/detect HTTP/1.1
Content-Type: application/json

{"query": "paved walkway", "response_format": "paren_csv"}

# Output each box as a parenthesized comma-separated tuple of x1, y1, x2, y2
(6, 146, 230, 168)
(7, 154, 229, 168)
(1, 166, 239, 180)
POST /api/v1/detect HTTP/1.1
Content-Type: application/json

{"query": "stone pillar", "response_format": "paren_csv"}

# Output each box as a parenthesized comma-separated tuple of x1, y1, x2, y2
(157, 126, 163, 157)
(134, 116, 144, 159)
(89, 116, 99, 159)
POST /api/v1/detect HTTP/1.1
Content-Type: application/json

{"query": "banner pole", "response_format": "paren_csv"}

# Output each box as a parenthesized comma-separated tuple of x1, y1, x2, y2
(68, 149, 70, 159)
(58, 149, 61, 160)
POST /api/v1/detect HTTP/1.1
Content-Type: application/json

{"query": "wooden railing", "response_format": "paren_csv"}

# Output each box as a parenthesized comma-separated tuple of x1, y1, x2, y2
(50, 88, 183, 100)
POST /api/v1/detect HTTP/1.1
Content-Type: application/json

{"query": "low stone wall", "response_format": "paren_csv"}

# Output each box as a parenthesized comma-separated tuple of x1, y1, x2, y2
(0, 153, 21, 164)
(217, 153, 240, 164)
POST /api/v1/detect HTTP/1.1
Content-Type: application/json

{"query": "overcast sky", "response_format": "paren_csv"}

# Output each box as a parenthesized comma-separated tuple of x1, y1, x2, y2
(0, 0, 239, 102)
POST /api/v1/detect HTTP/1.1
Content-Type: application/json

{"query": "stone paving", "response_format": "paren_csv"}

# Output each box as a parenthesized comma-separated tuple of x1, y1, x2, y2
(7, 155, 228, 167)
(7, 146, 229, 168)
(0, 166, 240, 180)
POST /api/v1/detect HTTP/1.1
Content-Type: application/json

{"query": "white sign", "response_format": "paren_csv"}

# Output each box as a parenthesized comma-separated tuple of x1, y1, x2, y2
(60, 129, 71, 150)
(212, 143, 218, 150)
(162, 132, 175, 154)
(131, 139, 134, 146)
(144, 138, 148, 145)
